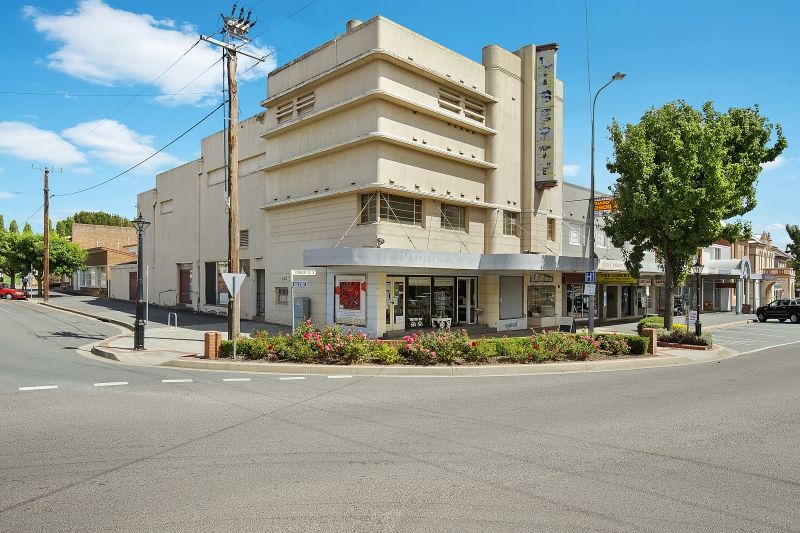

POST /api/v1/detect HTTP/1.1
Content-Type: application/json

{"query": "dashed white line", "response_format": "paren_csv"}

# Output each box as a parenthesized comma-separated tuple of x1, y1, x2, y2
(0, 306, 11, 314)
(278, 376, 306, 381)
(94, 381, 128, 387)
(161, 379, 194, 383)
(19, 385, 58, 391)
(222, 378, 252, 382)
(327, 375, 352, 379)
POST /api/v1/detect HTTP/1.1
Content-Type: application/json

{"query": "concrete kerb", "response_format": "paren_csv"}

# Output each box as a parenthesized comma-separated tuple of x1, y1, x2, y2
(160, 344, 740, 377)
(39, 301, 134, 331)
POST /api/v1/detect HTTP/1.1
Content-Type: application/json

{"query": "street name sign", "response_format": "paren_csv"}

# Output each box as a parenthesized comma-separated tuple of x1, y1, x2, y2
(221, 273, 247, 297)
(291, 269, 317, 277)
(292, 281, 309, 288)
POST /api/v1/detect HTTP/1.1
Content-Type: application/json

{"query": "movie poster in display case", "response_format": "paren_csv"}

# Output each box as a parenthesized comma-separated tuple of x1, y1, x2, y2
(334, 275, 367, 326)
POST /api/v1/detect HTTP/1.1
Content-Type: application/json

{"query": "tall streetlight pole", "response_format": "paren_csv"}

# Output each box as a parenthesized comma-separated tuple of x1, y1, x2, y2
(131, 213, 151, 350)
(587, 72, 625, 333)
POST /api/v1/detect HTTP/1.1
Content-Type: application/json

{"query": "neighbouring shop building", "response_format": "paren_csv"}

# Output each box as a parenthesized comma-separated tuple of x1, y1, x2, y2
(70, 223, 137, 296)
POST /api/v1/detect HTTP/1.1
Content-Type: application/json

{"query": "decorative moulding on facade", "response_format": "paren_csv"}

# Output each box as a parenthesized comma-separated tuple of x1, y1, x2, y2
(303, 247, 591, 273)
(262, 89, 497, 139)
(259, 131, 497, 172)
(259, 182, 516, 211)
(261, 48, 499, 109)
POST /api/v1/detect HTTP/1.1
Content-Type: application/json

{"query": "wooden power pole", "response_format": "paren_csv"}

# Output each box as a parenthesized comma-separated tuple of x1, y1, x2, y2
(201, 5, 263, 340)
(43, 167, 50, 302)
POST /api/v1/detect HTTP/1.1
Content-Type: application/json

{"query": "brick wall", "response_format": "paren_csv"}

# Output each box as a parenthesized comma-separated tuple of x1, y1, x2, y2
(72, 224, 137, 251)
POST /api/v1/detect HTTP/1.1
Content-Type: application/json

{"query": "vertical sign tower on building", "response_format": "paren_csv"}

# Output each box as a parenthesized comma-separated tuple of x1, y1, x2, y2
(534, 44, 560, 190)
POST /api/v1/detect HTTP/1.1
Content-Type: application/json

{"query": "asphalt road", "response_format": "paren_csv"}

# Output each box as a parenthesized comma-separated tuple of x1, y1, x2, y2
(2, 301, 800, 532)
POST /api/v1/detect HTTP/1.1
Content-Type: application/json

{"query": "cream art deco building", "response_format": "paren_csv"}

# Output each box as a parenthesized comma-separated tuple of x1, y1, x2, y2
(121, 16, 659, 336)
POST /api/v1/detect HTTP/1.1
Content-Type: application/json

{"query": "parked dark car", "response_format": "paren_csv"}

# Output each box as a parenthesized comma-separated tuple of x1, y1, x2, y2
(755, 299, 800, 323)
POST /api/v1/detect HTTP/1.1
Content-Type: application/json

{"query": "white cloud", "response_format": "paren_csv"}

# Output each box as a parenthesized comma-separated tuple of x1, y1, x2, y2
(0, 121, 86, 165)
(23, 0, 276, 105)
(563, 164, 581, 177)
(0, 192, 16, 200)
(761, 155, 791, 171)
(63, 120, 181, 172)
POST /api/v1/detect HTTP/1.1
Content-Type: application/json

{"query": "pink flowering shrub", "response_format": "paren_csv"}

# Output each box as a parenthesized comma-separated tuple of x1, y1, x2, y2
(398, 329, 472, 365)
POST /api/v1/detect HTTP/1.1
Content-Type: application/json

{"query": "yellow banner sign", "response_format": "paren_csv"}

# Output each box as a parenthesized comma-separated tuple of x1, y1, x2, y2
(594, 198, 617, 212)
(597, 272, 637, 284)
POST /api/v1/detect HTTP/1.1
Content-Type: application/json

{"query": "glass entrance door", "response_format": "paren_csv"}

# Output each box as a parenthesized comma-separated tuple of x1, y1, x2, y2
(255, 269, 265, 317)
(385, 277, 406, 331)
(457, 277, 478, 324)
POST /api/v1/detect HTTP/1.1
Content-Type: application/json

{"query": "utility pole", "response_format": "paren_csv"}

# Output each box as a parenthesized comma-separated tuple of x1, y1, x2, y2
(43, 167, 49, 302)
(201, 4, 263, 341)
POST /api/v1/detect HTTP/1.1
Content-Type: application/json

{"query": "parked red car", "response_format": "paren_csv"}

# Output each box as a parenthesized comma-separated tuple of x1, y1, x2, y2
(0, 284, 27, 300)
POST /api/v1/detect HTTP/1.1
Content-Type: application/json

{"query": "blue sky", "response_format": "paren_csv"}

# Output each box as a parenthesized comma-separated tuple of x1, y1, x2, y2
(1, 0, 797, 247)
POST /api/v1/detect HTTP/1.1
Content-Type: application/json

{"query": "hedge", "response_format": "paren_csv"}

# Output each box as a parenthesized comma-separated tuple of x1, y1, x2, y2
(637, 316, 688, 335)
(216, 326, 652, 365)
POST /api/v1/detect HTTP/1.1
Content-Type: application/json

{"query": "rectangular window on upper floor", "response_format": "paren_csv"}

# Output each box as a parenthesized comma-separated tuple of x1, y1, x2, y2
(276, 101, 294, 123)
(504, 211, 519, 236)
(547, 217, 556, 241)
(360, 193, 423, 226)
(437, 88, 485, 123)
(568, 222, 582, 246)
(441, 204, 466, 231)
(295, 92, 315, 116)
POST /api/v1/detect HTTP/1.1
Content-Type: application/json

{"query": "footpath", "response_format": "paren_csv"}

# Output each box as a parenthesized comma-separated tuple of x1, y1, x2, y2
(40, 293, 752, 377)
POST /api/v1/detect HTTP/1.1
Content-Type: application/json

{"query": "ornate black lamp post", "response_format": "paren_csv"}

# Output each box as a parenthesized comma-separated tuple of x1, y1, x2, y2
(131, 213, 150, 350)
(692, 260, 703, 337)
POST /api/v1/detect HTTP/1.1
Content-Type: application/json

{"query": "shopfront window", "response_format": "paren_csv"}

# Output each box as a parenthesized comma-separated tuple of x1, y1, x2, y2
(528, 285, 556, 318)
(432, 277, 455, 320)
(406, 277, 431, 328)
(565, 283, 597, 320)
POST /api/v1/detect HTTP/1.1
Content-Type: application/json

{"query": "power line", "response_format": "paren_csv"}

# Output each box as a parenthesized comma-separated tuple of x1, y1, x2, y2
(52, 101, 225, 198)
(81, 38, 203, 138)
(0, 90, 208, 97)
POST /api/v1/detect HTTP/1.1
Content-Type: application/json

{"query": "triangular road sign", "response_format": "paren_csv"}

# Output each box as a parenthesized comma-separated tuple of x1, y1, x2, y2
(221, 272, 247, 297)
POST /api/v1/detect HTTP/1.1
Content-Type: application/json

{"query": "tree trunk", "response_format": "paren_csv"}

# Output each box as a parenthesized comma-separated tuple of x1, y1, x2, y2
(35, 275, 43, 297)
(9, 271, 16, 289)
(663, 249, 674, 330)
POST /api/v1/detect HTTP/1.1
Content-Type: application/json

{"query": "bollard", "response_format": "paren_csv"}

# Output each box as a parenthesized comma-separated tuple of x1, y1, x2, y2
(204, 332, 220, 359)
(642, 328, 657, 355)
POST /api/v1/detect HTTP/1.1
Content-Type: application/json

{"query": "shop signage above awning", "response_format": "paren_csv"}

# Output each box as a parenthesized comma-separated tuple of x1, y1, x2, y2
(530, 273, 554, 283)
(597, 272, 637, 284)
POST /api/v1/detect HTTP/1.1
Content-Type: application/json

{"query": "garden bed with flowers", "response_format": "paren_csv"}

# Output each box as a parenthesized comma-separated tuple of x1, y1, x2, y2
(217, 321, 650, 366)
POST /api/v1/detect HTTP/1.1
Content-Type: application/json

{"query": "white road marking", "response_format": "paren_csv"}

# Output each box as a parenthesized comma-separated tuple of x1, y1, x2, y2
(327, 375, 352, 379)
(94, 382, 128, 387)
(19, 385, 58, 391)
(161, 379, 194, 383)
(279, 376, 306, 381)
(222, 378, 252, 382)
(0, 306, 11, 313)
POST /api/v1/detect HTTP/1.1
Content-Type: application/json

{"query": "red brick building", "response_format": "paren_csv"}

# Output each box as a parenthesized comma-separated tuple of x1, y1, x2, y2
(70, 223, 137, 296)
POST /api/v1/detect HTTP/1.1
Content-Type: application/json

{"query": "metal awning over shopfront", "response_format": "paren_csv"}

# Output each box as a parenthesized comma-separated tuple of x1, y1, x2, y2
(699, 258, 752, 279)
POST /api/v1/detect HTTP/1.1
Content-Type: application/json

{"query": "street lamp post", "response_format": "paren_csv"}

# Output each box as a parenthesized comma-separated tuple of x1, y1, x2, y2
(692, 260, 703, 337)
(131, 213, 151, 350)
(588, 72, 625, 333)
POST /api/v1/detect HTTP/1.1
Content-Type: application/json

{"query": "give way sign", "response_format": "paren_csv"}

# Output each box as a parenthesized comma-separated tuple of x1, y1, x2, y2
(221, 272, 247, 297)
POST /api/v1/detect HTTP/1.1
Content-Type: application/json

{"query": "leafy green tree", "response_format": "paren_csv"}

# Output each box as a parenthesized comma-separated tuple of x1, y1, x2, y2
(55, 210, 130, 238)
(9, 231, 86, 296)
(0, 214, 5, 233)
(8, 220, 18, 234)
(786, 224, 800, 293)
(604, 100, 787, 328)
(22, 222, 32, 234)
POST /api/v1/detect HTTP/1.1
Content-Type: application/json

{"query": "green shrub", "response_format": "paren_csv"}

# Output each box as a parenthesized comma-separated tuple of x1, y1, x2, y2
(491, 337, 534, 363)
(371, 341, 400, 365)
(220, 339, 233, 357)
(398, 330, 472, 365)
(466, 339, 498, 363)
(657, 329, 710, 346)
(637, 316, 664, 334)
(594, 334, 631, 356)
(623, 334, 649, 355)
